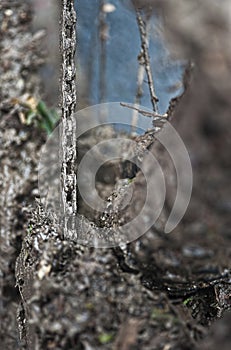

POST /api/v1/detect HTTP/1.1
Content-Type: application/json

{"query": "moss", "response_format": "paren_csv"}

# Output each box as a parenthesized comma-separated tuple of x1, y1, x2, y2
(98, 333, 114, 344)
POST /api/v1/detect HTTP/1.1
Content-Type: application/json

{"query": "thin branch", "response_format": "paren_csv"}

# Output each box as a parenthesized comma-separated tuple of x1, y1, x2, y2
(131, 18, 152, 132)
(60, 0, 77, 238)
(120, 102, 167, 120)
(136, 10, 159, 113)
(99, 0, 108, 103)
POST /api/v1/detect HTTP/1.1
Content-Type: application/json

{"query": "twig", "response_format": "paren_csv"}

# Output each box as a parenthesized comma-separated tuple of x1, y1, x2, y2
(60, 0, 77, 238)
(99, 0, 107, 103)
(120, 102, 167, 120)
(136, 10, 159, 112)
(131, 18, 152, 132)
(131, 64, 145, 132)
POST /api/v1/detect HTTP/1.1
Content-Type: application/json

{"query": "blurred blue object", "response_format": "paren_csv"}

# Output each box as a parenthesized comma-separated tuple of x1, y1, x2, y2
(77, 0, 183, 114)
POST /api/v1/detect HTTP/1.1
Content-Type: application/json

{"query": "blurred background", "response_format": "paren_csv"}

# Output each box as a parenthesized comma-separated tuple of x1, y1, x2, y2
(33, 0, 183, 113)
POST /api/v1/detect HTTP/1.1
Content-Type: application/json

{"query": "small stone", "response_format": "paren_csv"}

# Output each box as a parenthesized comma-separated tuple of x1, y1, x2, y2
(16, 78, 25, 91)
(102, 3, 116, 13)
(4, 9, 13, 16)
(38, 261, 52, 280)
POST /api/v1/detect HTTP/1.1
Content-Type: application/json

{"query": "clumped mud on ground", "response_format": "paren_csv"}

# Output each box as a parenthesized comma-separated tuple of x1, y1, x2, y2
(1, 1, 231, 349)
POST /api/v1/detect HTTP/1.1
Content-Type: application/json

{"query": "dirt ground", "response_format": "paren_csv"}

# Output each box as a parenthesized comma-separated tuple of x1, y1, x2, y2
(0, 1, 231, 350)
